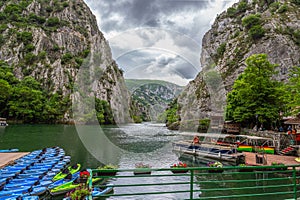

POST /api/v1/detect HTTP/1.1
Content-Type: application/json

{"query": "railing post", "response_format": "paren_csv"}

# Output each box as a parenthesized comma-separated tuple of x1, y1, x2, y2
(293, 166, 297, 200)
(87, 168, 93, 200)
(190, 169, 194, 200)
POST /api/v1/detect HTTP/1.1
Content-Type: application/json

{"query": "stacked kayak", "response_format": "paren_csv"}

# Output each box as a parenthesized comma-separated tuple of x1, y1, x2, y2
(0, 147, 70, 199)
(49, 171, 102, 196)
(48, 171, 80, 190)
(52, 163, 81, 182)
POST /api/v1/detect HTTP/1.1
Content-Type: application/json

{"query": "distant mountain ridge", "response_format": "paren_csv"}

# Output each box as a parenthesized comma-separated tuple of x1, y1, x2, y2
(125, 79, 184, 121)
(125, 79, 184, 96)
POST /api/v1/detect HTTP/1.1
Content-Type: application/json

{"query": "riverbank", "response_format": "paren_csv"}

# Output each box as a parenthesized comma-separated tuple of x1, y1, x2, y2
(244, 152, 299, 167)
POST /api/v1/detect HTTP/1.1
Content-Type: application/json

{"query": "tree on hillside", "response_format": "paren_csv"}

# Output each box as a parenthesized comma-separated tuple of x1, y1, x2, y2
(285, 66, 300, 116)
(226, 54, 285, 128)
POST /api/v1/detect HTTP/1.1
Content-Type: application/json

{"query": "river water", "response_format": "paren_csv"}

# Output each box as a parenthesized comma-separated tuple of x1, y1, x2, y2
(0, 123, 199, 199)
(0, 123, 294, 200)
(0, 123, 186, 169)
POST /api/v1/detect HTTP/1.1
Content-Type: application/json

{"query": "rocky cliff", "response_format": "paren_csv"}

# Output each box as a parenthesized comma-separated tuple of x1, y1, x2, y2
(0, 0, 131, 123)
(175, 0, 300, 131)
(126, 79, 184, 122)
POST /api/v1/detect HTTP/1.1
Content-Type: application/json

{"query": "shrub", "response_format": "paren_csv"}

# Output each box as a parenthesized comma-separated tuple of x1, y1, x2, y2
(61, 53, 73, 64)
(199, 119, 210, 130)
(17, 32, 33, 44)
(52, 44, 60, 51)
(4, 4, 22, 15)
(38, 51, 47, 59)
(75, 58, 83, 66)
(45, 6, 53, 12)
(227, 7, 237, 17)
(62, 2, 69, 8)
(0, 35, 4, 46)
(24, 44, 35, 52)
(237, 1, 248, 13)
(24, 53, 36, 64)
(0, 12, 6, 21)
(216, 43, 226, 60)
(46, 17, 60, 27)
(277, 3, 288, 13)
(28, 13, 46, 24)
(0, 24, 7, 33)
(269, 2, 280, 12)
(249, 25, 265, 40)
(98, 164, 118, 170)
(242, 14, 262, 29)
(293, 30, 300, 45)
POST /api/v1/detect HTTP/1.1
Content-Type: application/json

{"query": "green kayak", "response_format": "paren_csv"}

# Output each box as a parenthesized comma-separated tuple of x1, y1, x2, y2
(49, 177, 102, 196)
(53, 163, 81, 181)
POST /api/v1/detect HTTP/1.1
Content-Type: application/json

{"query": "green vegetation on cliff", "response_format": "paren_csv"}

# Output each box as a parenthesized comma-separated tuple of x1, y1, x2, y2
(0, 61, 69, 123)
(284, 66, 300, 116)
(226, 54, 299, 128)
(0, 0, 122, 124)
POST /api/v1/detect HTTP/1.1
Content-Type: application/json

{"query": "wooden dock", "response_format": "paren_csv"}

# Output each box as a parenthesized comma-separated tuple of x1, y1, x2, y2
(0, 152, 29, 168)
(244, 152, 299, 166)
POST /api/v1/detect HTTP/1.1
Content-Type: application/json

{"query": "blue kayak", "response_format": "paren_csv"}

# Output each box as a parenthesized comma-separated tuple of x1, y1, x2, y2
(0, 186, 46, 197)
(5, 179, 53, 188)
(93, 183, 114, 197)
(0, 149, 19, 153)
(0, 195, 39, 200)
(0, 147, 70, 196)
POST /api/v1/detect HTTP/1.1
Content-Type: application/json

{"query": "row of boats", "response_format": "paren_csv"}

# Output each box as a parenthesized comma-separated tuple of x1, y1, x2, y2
(0, 147, 113, 200)
(173, 133, 277, 164)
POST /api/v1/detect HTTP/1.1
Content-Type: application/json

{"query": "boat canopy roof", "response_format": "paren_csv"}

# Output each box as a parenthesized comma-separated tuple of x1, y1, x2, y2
(179, 132, 234, 139)
(179, 132, 273, 141)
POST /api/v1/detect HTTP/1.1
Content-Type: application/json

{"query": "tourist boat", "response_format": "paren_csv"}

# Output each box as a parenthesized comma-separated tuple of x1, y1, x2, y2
(173, 133, 245, 164)
(0, 118, 8, 126)
(234, 135, 275, 154)
(213, 134, 275, 154)
(173, 132, 276, 164)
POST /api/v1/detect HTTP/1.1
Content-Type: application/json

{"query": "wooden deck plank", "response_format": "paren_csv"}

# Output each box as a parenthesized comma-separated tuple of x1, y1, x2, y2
(0, 152, 29, 168)
(244, 152, 299, 166)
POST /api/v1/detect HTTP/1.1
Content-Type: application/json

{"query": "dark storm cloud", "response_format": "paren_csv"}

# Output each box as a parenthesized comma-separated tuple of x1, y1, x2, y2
(84, 0, 238, 85)
(85, 0, 212, 34)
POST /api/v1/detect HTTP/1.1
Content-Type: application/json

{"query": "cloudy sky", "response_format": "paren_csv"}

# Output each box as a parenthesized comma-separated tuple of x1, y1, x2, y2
(84, 0, 238, 86)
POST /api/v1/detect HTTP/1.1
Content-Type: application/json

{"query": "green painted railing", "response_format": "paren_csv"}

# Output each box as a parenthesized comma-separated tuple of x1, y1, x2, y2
(87, 165, 300, 200)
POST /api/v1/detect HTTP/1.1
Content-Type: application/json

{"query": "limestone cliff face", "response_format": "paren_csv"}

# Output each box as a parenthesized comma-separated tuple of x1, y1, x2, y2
(176, 0, 300, 130)
(0, 0, 131, 123)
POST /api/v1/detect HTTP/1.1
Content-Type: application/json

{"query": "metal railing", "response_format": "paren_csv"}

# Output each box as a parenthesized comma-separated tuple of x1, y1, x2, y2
(87, 165, 300, 200)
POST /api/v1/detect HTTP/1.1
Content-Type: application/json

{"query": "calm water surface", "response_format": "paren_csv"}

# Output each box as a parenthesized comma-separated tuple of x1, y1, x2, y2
(0, 123, 198, 199)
